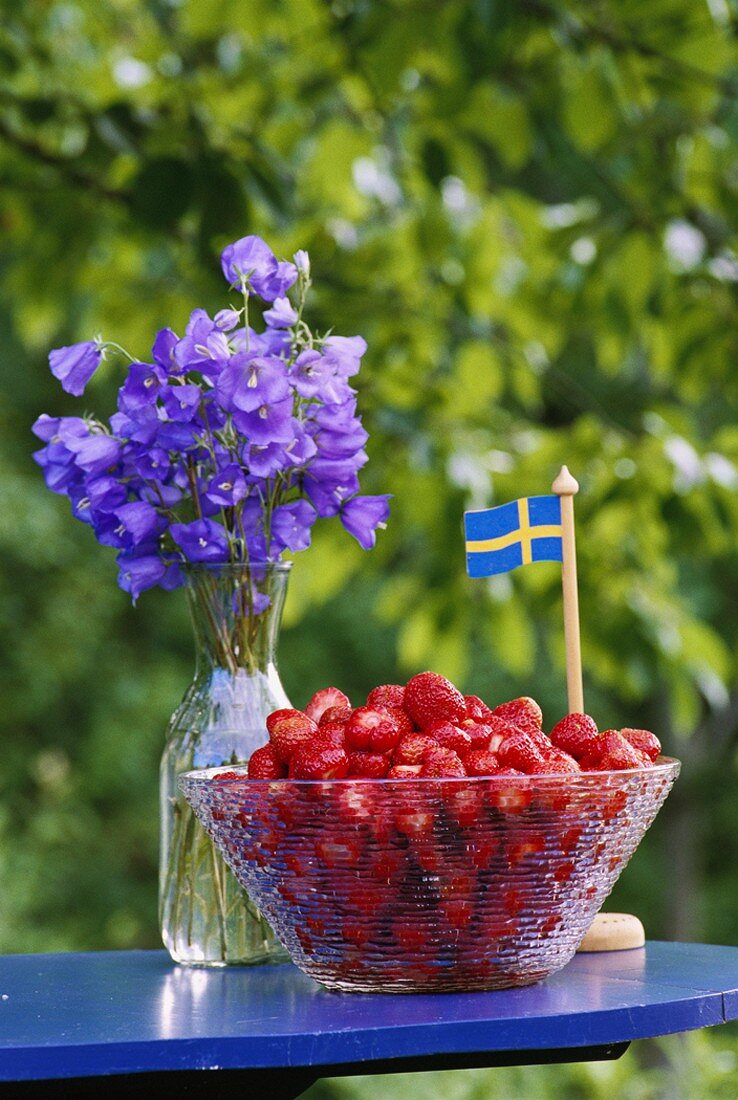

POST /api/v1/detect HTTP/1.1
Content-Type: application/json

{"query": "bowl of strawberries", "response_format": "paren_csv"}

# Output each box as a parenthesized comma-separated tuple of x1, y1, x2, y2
(179, 672, 679, 994)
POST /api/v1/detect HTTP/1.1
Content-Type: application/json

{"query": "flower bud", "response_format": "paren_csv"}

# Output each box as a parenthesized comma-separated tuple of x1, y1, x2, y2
(294, 249, 310, 277)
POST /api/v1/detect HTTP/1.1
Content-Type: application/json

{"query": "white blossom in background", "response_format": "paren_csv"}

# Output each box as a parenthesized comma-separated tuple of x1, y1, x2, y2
(571, 237, 597, 265)
(540, 198, 599, 229)
(352, 149, 402, 206)
(441, 176, 480, 228)
(705, 452, 738, 489)
(708, 253, 738, 282)
(664, 219, 706, 271)
(113, 57, 153, 89)
(663, 435, 705, 491)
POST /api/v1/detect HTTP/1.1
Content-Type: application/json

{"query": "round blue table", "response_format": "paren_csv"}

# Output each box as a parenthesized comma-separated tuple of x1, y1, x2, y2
(2, 942, 738, 1097)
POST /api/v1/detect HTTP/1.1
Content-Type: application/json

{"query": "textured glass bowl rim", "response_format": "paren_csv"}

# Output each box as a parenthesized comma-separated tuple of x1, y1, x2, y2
(179, 756, 680, 787)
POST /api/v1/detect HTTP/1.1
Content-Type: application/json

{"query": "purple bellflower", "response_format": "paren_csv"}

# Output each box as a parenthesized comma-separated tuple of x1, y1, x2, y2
(37, 233, 390, 602)
(49, 340, 103, 396)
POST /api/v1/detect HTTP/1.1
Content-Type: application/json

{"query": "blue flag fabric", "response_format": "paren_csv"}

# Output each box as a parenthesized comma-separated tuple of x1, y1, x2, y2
(464, 495, 563, 578)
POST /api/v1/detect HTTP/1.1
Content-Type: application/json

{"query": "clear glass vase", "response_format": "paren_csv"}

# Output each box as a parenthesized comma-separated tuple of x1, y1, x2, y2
(159, 561, 292, 966)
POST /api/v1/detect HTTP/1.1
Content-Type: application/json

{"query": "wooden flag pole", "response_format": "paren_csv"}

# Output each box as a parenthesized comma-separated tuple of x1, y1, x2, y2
(552, 465, 584, 713)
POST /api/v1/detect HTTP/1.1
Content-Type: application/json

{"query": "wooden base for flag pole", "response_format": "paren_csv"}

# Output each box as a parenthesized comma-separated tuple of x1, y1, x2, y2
(552, 466, 584, 714)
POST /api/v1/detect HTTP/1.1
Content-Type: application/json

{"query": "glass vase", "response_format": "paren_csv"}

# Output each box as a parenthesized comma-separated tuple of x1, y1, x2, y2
(159, 561, 292, 966)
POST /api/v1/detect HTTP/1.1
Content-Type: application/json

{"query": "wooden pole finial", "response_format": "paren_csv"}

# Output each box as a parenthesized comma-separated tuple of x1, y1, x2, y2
(552, 466, 584, 714)
(552, 465, 579, 496)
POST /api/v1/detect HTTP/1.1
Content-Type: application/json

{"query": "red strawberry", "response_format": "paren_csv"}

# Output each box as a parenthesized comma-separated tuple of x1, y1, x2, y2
(316, 835, 362, 866)
(459, 721, 492, 750)
(464, 694, 495, 722)
(497, 730, 547, 774)
(247, 744, 286, 779)
(367, 684, 406, 709)
(387, 764, 423, 778)
(488, 770, 532, 813)
(538, 748, 580, 774)
(492, 696, 543, 735)
(381, 705, 415, 739)
(393, 733, 438, 765)
(621, 727, 661, 762)
(440, 898, 475, 931)
(289, 744, 350, 779)
(348, 751, 391, 778)
(507, 829, 546, 866)
(533, 746, 580, 774)
(394, 805, 435, 835)
(394, 923, 427, 951)
(420, 746, 466, 777)
(462, 750, 500, 777)
(319, 704, 353, 726)
(342, 921, 371, 947)
(314, 720, 347, 747)
(593, 730, 645, 771)
(266, 708, 306, 735)
(403, 671, 466, 729)
(345, 706, 400, 754)
(212, 770, 245, 782)
(549, 713, 600, 760)
(268, 712, 319, 763)
(429, 722, 472, 756)
(305, 687, 351, 724)
(445, 785, 485, 826)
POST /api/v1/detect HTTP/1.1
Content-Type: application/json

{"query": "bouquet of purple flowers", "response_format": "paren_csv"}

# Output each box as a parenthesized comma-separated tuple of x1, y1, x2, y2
(33, 236, 390, 601)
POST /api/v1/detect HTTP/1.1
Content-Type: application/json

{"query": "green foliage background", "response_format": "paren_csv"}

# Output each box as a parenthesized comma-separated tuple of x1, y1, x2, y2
(1, 0, 738, 1095)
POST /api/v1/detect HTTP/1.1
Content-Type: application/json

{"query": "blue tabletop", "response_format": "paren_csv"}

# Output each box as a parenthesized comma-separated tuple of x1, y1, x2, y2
(1, 943, 738, 1082)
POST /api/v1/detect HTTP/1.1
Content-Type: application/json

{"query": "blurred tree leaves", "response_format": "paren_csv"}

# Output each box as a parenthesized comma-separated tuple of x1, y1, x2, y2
(0, 0, 737, 964)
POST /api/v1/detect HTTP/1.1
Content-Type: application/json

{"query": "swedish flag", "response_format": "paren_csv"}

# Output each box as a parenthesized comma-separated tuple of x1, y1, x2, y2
(464, 496, 563, 578)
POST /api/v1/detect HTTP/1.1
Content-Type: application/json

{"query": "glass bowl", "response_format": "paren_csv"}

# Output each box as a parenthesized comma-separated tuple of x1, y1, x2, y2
(179, 759, 679, 993)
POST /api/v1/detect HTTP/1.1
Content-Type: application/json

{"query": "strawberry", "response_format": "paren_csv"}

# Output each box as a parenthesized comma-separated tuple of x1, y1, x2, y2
(381, 705, 415, 739)
(621, 727, 661, 762)
(497, 730, 547, 774)
(347, 751, 391, 778)
(313, 720, 346, 747)
(529, 746, 580, 775)
(319, 704, 353, 726)
(462, 750, 500, 776)
(488, 769, 531, 813)
(289, 744, 349, 779)
(268, 712, 319, 764)
(394, 923, 427, 951)
(440, 898, 474, 931)
(492, 696, 543, 735)
(305, 686, 351, 724)
(316, 835, 362, 867)
(212, 770, 245, 782)
(464, 694, 495, 722)
(593, 730, 645, 771)
(394, 805, 436, 835)
(342, 921, 371, 947)
(507, 829, 546, 866)
(430, 722, 472, 756)
(333, 782, 377, 824)
(266, 708, 306, 735)
(367, 683, 406, 709)
(549, 713, 600, 760)
(420, 745, 466, 777)
(387, 764, 423, 778)
(393, 733, 438, 765)
(247, 744, 286, 779)
(459, 721, 493, 751)
(403, 671, 466, 729)
(445, 784, 485, 826)
(345, 706, 400, 753)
